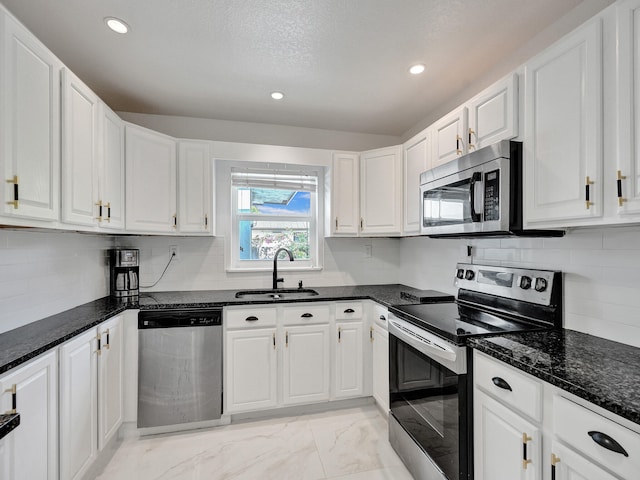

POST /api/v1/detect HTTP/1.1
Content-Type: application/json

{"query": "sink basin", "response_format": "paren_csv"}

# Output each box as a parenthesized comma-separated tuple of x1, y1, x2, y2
(234, 288, 319, 300)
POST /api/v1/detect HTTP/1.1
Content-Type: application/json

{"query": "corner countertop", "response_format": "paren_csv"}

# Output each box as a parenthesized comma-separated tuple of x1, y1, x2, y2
(469, 330, 640, 425)
(0, 413, 20, 440)
(0, 284, 444, 375)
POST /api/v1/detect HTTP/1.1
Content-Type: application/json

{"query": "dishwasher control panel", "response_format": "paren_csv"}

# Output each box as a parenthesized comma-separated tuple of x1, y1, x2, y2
(138, 308, 222, 329)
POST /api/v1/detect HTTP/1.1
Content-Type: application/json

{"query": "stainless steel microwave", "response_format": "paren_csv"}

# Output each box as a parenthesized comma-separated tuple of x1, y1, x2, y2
(419, 140, 563, 237)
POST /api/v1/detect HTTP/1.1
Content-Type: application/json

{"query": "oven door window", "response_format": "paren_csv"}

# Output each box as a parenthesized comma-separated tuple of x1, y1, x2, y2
(390, 334, 467, 480)
(422, 179, 473, 227)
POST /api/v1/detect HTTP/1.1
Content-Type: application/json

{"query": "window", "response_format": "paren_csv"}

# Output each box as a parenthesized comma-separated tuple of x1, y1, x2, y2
(230, 167, 320, 270)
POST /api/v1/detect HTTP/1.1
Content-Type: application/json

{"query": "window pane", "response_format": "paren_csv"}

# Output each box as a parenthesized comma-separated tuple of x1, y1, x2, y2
(238, 220, 310, 260)
(236, 188, 311, 216)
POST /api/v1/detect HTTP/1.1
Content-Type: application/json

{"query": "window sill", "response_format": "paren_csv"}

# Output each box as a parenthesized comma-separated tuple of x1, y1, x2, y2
(226, 266, 323, 273)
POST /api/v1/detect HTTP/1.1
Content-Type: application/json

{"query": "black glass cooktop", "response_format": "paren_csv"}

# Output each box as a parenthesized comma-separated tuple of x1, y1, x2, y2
(389, 302, 550, 345)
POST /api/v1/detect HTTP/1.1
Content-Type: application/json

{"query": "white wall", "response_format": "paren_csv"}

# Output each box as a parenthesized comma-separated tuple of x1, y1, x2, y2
(118, 112, 401, 152)
(115, 235, 400, 292)
(0, 229, 113, 334)
(399, 226, 640, 348)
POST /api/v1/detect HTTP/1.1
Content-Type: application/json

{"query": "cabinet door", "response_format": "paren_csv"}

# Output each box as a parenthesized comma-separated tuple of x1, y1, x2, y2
(617, 0, 640, 215)
(431, 106, 468, 168)
(178, 140, 213, 234)
(0, 351, 57, 480)
(331, 152, 359, 235)
(468, 73, 518, 150)
(550, 441, 618, 480)
(125, 123, 177, 233)
(282, 324, 330, 405)
(360, 145, 402, 235)
(524, 19, 603, 225)
(59, 328, 98, 480)
(225, 328, 277, 413)
(474, 390, 541, 480)
(371, 324, 389, 413)
(334, 321, 364, 399)
(1, 13, 61, 221)
(403, 129, 430, 234)
(61, 68, 99, 227)
(99, 104, 125, 230)
(98, 316, 123, 450)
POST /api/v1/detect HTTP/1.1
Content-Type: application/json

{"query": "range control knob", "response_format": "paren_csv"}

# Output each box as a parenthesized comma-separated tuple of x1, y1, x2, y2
(519, 276, 532, 290)
(464, 269, 475, 281)
(535, 277, 548, 292)
(456, 268, 465, 279)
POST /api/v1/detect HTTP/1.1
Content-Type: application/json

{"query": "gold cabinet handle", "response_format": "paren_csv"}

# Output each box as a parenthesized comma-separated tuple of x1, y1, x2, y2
(285, 331, 289, 347)
(522, 433, 533, 470)
(96, 333, 102, 355)
(617, 170, 627, 207)
(6, 175, 19, 209)
(338, 327, 342, 343)
(468, 128, 476, 150)
(4, 384, 17, 414)
(95, 200, 103, 222)
(172, 214, 177, 229)
(585, 176, 595, 209)
(273, 332, 276, 350)
(335, 217, 338, 230)
(360, 218, 364, 229)
(103, 328, 110, 350)
(104, 202, 111, 222)
(551, 453, 560, 479)
(370, 326, 374, 342)
(204, 214, 208, 228)
(456, 135, 463, 155)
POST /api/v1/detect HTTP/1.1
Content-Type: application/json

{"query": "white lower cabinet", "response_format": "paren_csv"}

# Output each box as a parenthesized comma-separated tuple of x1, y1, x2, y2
(225, 302, 373, 414)
(334, 321, 364, 399)
(550, 441, 619, 480)
(0, 351, 57, 480)
(475, 350, 640, 480)
(371, 322, 388, 413)
(59, 316, 123, 480)
(283, 324, 330, 405)
(225, 327, 278, 412)
(474, 389, 541, 480)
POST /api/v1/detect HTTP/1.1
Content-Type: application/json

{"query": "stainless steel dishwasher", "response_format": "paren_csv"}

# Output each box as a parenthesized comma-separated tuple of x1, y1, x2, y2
(137, 308, 222, 429)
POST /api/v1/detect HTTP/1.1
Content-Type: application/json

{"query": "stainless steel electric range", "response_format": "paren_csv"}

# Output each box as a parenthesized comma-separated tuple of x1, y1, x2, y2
(388, 263, 563, 480)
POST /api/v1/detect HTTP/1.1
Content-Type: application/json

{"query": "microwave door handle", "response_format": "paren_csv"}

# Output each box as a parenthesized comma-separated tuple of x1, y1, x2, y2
(470, 172, 482, 222)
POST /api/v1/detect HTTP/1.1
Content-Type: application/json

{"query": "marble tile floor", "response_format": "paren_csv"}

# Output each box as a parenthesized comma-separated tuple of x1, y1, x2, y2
(96, 405, 415, 480)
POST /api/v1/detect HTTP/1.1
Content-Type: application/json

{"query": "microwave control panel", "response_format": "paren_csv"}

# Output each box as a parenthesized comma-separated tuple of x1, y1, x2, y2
(484, 169, 500, 221)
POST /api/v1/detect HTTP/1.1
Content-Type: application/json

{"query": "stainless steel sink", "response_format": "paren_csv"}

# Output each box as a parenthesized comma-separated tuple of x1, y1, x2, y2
(234, 288, 319, 300)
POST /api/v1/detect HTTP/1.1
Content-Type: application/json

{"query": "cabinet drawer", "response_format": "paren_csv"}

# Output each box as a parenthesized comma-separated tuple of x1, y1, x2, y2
(474, 351, 542, 421)
(554, 395, 640, 479)
(372, 303, 388, 330)
(225, 307, 277, 329)
(282, 304, 330, 326)
(335, 302, 363, 319)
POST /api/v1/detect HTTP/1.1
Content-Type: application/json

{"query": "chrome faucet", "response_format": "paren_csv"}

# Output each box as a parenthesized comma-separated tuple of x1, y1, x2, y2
(272, 248, 294, 289)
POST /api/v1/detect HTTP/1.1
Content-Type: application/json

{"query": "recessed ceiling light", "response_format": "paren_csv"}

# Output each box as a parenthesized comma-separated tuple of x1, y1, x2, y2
(271, 91, 285, 100)
(409, 64, 425, 75)
(105, 17, 129, 34)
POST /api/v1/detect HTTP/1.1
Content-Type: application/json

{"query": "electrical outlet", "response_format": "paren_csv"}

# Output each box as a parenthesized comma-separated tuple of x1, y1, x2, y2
(169, 245, 179, 260)
(364, 244, 372, 258)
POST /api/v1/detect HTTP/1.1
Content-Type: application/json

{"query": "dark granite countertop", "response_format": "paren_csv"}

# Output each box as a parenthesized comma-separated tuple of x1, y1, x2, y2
(469, 330, 640, 425)
(0, 284, 439, 375)
(0, 413, 20, 440)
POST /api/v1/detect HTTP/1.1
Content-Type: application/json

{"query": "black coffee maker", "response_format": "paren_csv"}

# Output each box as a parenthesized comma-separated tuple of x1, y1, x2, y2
(109, 249, 139, 298)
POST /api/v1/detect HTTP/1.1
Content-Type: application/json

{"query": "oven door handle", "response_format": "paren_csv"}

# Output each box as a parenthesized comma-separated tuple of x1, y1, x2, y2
(388, 317, 458, 363)
(470, 171, 482, 222)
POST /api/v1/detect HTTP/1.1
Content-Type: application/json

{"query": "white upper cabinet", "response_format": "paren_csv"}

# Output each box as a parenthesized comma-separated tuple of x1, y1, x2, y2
(178, 140, 213, 234)
(61, 68, 100, 227)
(330, 152, 360, 235)
(1, 10, 61, 222)
(431, 106, 468, 168)
(360, 145, 403, 236)
(468, 74, 518, 151)
(524, 18, 603, 225)
(125, 123, 177, 233)
(403, 128, 430, 235)
(616, 0, 640, 216)
(98, 103, 125, 230)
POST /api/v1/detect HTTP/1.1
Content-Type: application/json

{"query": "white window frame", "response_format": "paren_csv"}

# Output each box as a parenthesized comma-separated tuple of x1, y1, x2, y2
(228, 164, 323, 272)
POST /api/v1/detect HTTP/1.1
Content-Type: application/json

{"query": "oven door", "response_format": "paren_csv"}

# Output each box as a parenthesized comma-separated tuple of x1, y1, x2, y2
(388, 316, 469, 480)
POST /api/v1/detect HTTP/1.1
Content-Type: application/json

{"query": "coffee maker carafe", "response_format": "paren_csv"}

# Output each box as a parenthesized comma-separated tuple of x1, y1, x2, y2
(110, 249, 139, 298)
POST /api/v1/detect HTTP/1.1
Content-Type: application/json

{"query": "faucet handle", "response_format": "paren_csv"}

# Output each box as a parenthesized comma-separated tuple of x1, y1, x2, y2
(276, 278, 284, 285)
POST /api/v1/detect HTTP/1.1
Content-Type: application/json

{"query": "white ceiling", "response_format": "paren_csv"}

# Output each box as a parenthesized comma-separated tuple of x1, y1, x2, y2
(2, 0, 589, 136)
